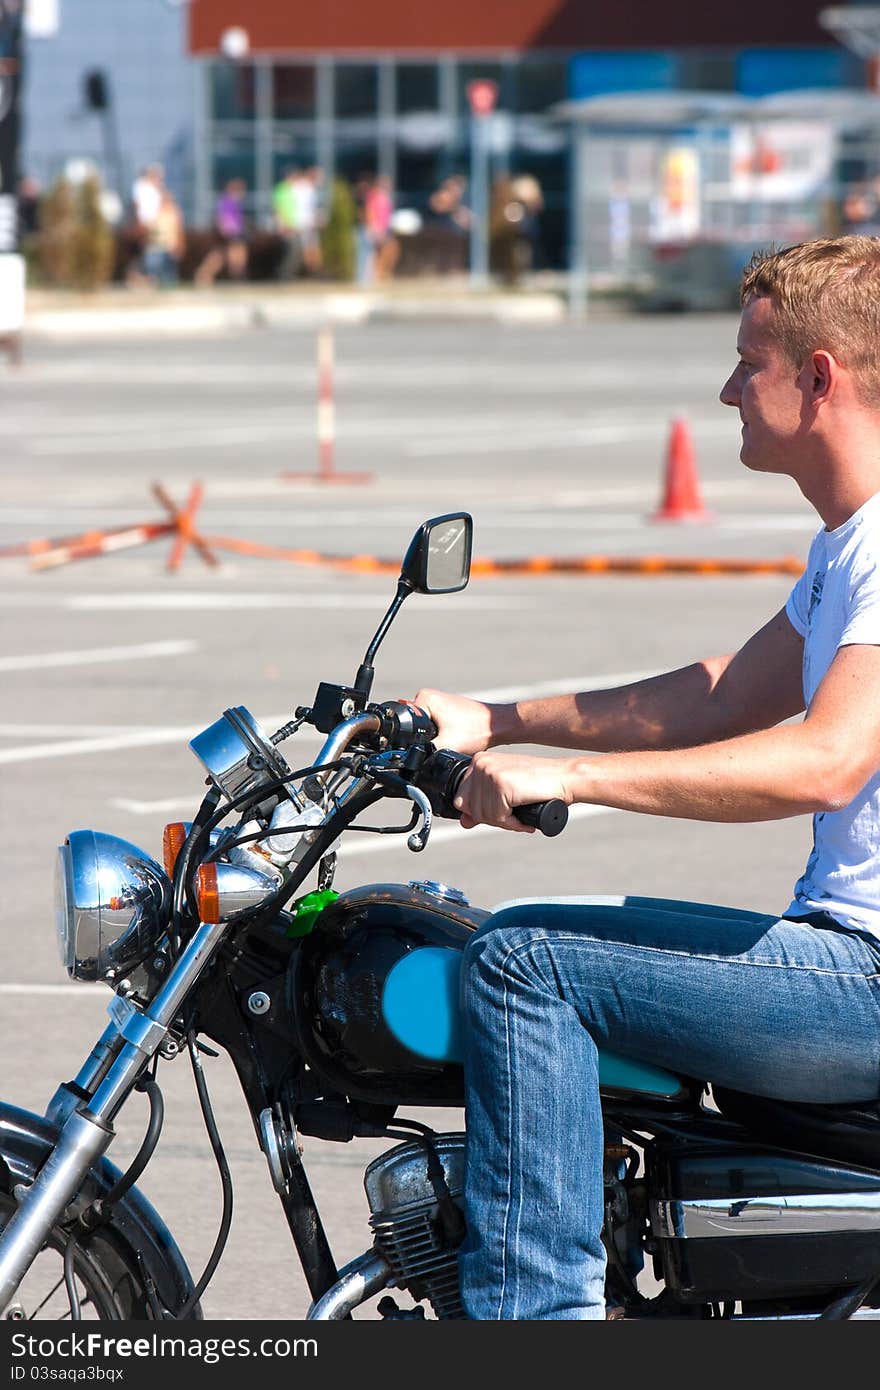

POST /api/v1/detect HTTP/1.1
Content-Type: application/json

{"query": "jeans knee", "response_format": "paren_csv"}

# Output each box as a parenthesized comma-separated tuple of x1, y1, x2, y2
(461, 909, 544, 999)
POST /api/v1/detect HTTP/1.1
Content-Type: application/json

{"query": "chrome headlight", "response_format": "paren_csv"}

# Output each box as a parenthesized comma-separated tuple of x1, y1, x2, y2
(55, 831, 171, 982)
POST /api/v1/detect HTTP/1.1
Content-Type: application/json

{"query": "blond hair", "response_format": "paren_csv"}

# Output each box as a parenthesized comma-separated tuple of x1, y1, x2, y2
(740, 236, 880, 410)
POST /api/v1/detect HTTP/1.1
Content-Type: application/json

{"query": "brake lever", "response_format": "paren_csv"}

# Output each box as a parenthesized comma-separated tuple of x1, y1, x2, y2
(360, 754, 434, 851)
(403, 783, 433, 852)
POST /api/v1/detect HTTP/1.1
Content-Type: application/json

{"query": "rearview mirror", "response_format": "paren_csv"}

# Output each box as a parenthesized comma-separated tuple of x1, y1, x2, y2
(400, 513, 473, 594)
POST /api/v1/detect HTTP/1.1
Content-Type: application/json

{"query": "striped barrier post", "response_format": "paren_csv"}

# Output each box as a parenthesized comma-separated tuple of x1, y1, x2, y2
(281, 324, 372, 486)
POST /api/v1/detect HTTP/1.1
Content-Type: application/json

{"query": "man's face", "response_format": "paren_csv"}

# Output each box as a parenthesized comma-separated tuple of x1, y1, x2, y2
(719, 296, 810, 474)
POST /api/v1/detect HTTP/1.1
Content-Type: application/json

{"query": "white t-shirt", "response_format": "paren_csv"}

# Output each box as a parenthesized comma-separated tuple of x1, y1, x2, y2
(784, 489, 880, 938)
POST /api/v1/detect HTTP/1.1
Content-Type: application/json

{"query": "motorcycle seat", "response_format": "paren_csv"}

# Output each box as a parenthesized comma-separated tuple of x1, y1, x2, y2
(712, 1086, 880, 1171)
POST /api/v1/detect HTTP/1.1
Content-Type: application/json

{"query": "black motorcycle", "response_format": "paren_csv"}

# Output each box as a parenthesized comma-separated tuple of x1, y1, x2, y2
(1, 512, 879, 1321)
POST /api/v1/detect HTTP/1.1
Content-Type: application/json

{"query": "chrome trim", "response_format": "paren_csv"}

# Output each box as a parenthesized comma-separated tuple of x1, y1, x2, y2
(409, 880, 470, 905)
(652, 1192, 880, 1239)
(0, 1109, 114, 1311)
(0, 917, 229, 1312)
(314, 711, 382, 771)
(56, 832, 170, 982)
(189, 706, 290, 803)
(306, 1251, 392, 1320)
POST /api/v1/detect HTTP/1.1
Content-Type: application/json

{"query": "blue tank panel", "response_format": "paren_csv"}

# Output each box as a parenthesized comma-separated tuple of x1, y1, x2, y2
(381, 946, 686, 1097)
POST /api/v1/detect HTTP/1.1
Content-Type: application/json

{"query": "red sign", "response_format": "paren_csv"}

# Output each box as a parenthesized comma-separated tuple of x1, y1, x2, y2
(466, 79, 498, 117)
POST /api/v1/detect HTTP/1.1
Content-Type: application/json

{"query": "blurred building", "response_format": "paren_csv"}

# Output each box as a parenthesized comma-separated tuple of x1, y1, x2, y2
(189, 2, 872, 269)
(21, 0, 194, 216)
(20, 1, 878, 268)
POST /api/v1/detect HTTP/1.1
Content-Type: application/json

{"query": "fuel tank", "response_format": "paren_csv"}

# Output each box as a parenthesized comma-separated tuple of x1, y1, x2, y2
(288, 880, 487, 1106)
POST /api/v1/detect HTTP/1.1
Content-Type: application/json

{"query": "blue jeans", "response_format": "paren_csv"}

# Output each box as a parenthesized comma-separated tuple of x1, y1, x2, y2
(459, 896, 880, 1320)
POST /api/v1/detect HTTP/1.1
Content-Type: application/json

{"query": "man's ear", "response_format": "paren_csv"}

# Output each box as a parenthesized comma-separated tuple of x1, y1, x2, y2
(809, 350, 837, 404)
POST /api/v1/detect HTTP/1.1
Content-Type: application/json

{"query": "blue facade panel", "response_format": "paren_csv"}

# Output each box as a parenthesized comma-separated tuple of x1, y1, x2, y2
(569, 52, 678, 99)
(737, 46, 858, 96)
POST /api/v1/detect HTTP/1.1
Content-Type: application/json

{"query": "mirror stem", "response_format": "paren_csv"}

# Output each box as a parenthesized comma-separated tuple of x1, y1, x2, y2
(354, 579, 412, 699)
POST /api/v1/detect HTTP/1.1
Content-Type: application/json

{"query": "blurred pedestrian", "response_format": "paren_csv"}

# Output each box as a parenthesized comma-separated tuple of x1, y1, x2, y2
(272, 166, 303, 280)
(841, 184, 880, 236)
(142, 186, 185, 286)
(364, 174, 399, 282)
(126, 164, 165, 286)
(354, 173, 375, 284)
(295, 166, 325, 276)
(17, 174, 42, 238)
(510, 173, 543, 274)
(195, 178, 249, 286)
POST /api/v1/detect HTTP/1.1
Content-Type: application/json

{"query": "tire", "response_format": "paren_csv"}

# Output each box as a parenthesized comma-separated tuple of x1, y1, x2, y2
(0, 1192, 154, 1320)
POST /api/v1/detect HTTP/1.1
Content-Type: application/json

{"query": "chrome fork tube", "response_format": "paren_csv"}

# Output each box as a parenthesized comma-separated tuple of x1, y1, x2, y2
(0, 920, 227, 1312)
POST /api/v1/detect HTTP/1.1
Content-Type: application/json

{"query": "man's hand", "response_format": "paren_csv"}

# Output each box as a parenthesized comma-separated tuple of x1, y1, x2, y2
(410, 688, 498, 756)
(454, 751, 574, 833)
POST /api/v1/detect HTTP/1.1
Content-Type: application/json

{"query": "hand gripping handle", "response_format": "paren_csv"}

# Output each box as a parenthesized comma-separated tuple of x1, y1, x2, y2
(416, 746, 569, 837)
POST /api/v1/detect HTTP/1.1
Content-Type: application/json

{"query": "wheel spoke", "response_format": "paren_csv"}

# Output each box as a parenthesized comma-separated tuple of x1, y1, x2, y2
(28, 1276, 65, 1318)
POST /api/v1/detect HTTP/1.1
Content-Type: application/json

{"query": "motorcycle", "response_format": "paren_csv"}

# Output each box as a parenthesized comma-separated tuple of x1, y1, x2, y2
(1, 510, 880, 1323)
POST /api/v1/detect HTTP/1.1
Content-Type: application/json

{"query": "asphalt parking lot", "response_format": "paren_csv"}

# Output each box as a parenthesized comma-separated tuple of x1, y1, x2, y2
(0, 313, 817, 1317)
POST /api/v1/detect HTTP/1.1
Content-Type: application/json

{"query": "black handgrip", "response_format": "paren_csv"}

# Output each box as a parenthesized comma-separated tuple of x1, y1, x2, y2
(508, 798, 569, 836)
(416, 748, 568, 838)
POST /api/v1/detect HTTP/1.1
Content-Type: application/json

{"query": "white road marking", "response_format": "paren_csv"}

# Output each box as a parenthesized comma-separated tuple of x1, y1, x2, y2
(407, 418, 738, 457)
(66, 593, 536, 612)
(0, 509, 815, 534)
(0, 723, 157, 736)
(0, 639, 198, 673)
(0, 984, 107, 997)
(97, 671, 658, 812)
(339, 801, 620, 857)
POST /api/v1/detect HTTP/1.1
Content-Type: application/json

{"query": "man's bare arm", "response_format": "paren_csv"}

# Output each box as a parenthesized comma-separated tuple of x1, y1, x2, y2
(455, 641, 880, 832)
(415, 606, 805, 755)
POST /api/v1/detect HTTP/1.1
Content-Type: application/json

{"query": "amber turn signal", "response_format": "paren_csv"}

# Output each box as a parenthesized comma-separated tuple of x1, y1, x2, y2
(195, 862, 220, 924)
(162, 822, 189, 877)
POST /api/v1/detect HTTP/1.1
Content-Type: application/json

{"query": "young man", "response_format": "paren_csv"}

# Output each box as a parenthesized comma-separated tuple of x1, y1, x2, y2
(413, 235, 880, 1320)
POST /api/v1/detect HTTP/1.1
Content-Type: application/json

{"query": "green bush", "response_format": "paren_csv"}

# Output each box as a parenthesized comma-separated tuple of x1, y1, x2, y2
(37, 174, 116, 290)
(320, 178, 357, 282)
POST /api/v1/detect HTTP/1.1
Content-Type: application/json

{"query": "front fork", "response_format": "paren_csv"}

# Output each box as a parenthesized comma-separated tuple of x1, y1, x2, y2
(0, 919, 227, 1312)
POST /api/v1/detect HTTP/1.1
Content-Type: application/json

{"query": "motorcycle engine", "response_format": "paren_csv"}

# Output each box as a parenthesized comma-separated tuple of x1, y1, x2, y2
(364, 1133, 466, 1319)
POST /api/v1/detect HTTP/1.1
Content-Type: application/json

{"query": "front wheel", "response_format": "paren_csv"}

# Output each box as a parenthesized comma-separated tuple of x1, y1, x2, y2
(0, 1193, 155, 1320)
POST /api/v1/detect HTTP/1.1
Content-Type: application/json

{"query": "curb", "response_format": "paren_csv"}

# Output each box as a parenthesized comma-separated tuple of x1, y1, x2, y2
(22, 290, 566, 338)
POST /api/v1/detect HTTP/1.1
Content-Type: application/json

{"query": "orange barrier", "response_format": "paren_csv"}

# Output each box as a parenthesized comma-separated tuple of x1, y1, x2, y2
(29, 521, 176, 571)
(151, 481, 218, 572)
(12, 480, 804, 579)
(25, 482, 219, 573)
(203, 532, 804, 579)
(1, 521, 171, 561)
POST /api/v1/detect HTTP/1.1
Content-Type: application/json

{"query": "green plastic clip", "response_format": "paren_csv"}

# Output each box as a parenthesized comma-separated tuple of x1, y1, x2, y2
(285, 888, 339, 938)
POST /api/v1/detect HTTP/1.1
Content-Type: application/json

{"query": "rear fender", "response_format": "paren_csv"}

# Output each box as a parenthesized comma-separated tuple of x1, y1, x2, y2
(0, 1100, 201, 1318)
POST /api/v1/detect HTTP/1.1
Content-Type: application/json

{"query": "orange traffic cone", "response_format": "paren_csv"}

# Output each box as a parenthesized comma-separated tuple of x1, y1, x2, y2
(650, 418, 714, 523)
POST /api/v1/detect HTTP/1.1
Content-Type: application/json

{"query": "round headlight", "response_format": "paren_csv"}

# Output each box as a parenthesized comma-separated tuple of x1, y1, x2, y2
(55, 831, 171, 982)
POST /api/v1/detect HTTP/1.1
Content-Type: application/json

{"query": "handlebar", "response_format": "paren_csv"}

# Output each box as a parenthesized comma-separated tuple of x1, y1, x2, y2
(414, 746, 569, 838)
(294, 698, 569, 838)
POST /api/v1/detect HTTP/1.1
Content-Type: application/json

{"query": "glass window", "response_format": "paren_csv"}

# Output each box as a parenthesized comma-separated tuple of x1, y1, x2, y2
(335, 65, 379, 118)
(210, 63, 257, 121)
(334, 139, 380, 187)
(395, 64, 439, 113)
(514, 59, 568, 114)
(396, 150, 449, 210)
(211, 132, 256, 198)
(272, 64, 317, 120)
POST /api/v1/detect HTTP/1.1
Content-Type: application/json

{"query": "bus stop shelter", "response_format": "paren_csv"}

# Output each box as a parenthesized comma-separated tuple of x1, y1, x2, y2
(554, 87, 880, 316)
